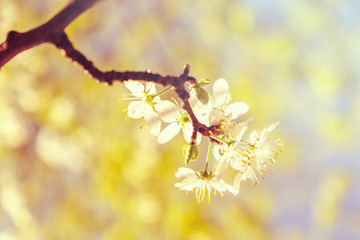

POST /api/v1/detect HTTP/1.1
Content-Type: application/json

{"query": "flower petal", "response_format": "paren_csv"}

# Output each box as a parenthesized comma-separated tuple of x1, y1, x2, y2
(155, 100, 180, 123)
(144, 106, 161, 136)
(233, 172, 243, 194)
(233, 123, 248, 142)
(146, 82, 157, 95)
(124, 81, 145, 97)
(127, 101, 146, 119)
(225, 183, 239, 196)
(183, 123, 201, 145)
(225, 102, 249, 119)
(212, 78, 231, 108)
(249, 129, 261, 142)
(264, 121, 280, 133)
(212, 145, 223, 160)
(208, 109, 225, 125)
(229, 157, 243, 171)
(175, 178, 200, 191)
(157, 122, 181, 144)
(209, 179, 227, 192)
(214, 157, 227, 180)
(175, 167, 195, 178)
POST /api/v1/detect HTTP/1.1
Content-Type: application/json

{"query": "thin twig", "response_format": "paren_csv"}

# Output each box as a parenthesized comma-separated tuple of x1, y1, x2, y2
(0, 0, 212, 139)
(0, 0, 100, 69)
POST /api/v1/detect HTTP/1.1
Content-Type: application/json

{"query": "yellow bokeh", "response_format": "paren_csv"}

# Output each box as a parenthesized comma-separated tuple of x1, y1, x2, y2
(0, 0, 359, 239)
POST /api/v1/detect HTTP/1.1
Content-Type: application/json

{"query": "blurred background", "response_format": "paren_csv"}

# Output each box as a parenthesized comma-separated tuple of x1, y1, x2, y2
(1, 0, 360, 239)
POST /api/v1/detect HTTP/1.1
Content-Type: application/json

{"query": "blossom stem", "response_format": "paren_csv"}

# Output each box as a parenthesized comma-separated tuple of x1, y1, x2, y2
(210, 134, 231, 146)
(153, 86, 173, 97)
(204, 142, 213, 173)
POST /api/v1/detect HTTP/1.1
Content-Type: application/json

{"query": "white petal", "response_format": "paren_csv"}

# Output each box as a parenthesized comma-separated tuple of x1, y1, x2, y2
(183, 123, 202, 145)
(243, 166, 256, 181)
(183, 123, 193, 143)
(225, 102, 249, 119)
(176, 178, 201, 191)
(212, 179, 237, 195)
(189, 91, 210, 111)
(209, 179, 227, 192)
(157, 122, 181, 144)
(226, 183, 239, 196)
(124, 81, 145, 97)
(144, 106, 161, 136)
(212, 78, 231, 108)
(212, 145, 223, 160)
(155, 100, 180, 123)
(233, 172, 243, 193)
(234, 123, 248, 142)
(229, 157, 243, 171)
(265, 121, 280, 133)
(208, 109, 225, 125)
(249, 129, 261, 142)
(214, 158, 227, 180)
(146, 82, 157, 95)
(175, 167, 195, 178)
(127, 101, 146, 119)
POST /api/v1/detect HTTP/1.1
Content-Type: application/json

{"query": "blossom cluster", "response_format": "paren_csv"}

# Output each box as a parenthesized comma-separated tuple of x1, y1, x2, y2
(122, 78, 282, 203)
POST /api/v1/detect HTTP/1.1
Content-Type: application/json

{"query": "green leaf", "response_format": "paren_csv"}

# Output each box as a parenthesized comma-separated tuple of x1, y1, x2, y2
(193, 86, 209, 105)
(183, 143, 199, 166)
(198, 78, 211, 86)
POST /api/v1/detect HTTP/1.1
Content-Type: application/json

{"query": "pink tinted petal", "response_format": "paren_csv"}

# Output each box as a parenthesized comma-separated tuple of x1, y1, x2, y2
(157, 122, 181, 144)
(127, 101, 146, 119)
(144, 106, 161, 136)
(124, 81, 145, 97)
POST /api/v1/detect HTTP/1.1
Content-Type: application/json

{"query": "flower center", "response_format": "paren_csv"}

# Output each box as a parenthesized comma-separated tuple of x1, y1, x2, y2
(145, 94, 156, 105)
(179, 113, 190, 124)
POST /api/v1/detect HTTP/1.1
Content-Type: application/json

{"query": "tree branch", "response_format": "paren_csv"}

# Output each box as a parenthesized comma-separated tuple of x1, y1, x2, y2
(0, 0, 100, 69)
(53, 32, 211, 136)
(0, 0, 212, 140)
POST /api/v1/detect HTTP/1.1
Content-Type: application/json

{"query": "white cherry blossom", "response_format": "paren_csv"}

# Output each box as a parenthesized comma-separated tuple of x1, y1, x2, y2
(121, 77, 282, 200)
(234, 122, 281, 189)
(156, 101, 195, 144)
(123, 81, 163, 136)
(175, 167, 238, 203)
(209, 78, 249, 122)
(156, 94, 206, 144)
(213, 122, 248, 179)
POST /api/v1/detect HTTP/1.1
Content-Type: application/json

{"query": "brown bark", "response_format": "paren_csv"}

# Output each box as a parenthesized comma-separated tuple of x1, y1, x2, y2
(0, 0, 212, 141)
